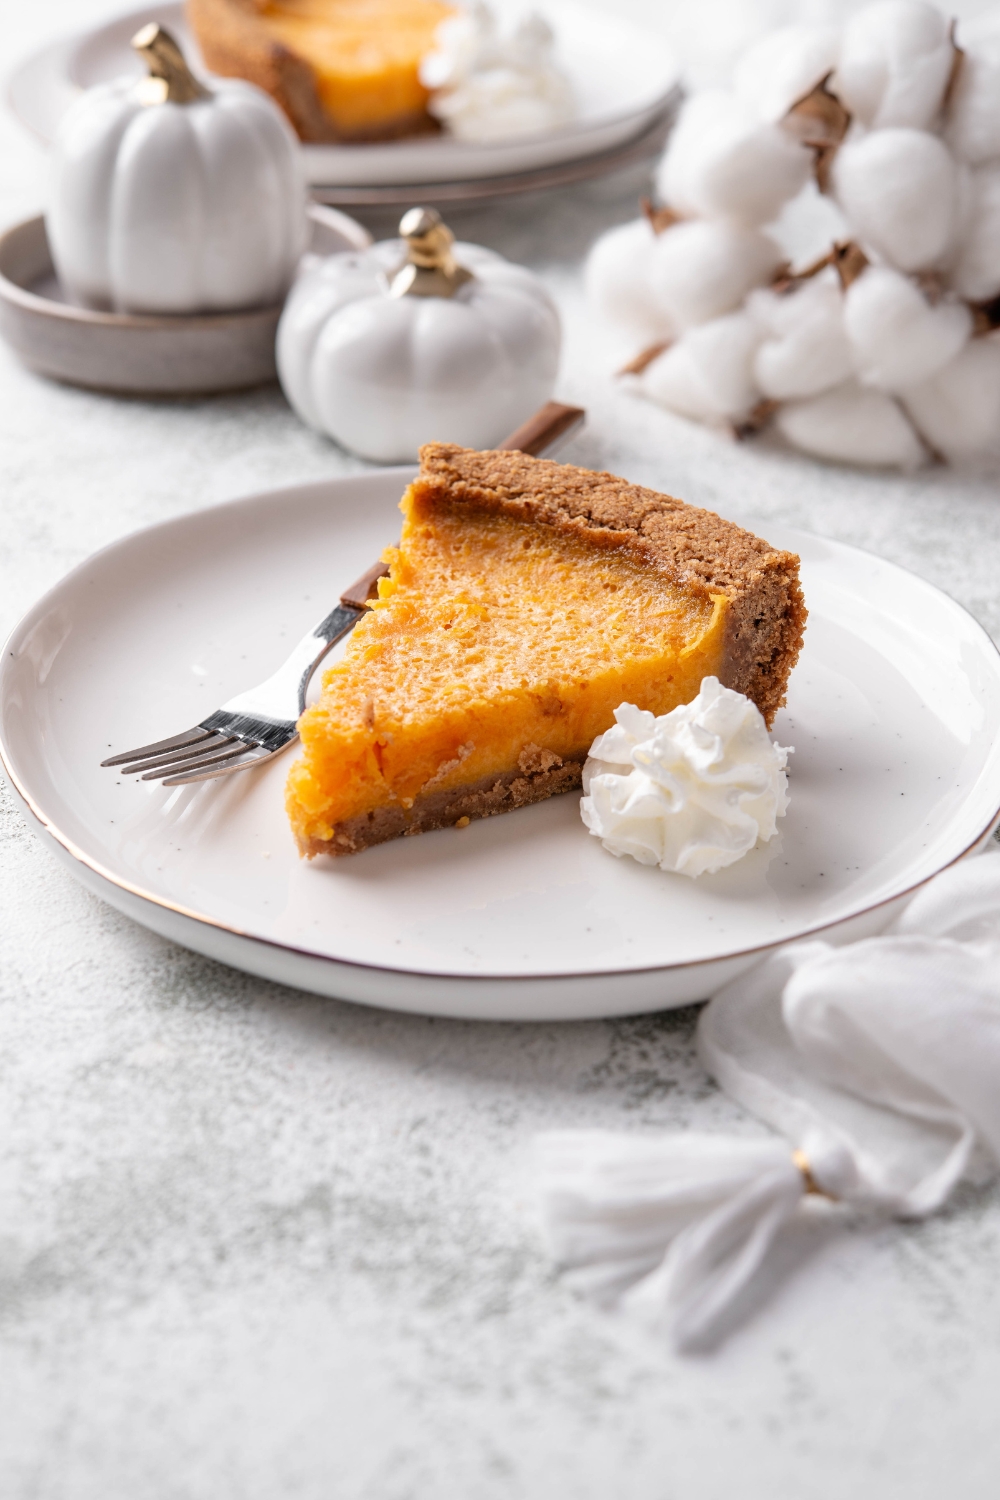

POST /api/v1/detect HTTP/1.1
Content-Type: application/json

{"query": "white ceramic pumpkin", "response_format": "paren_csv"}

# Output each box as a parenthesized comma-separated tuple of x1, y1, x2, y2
(47, 25, 306, 315)
(277, 208, 561, 462)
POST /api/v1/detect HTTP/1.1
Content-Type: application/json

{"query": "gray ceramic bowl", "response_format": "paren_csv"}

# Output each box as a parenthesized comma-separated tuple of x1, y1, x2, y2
(0, 203, 371, 396)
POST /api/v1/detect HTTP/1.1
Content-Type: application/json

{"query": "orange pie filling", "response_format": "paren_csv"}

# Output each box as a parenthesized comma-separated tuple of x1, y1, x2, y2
(286, 480, 733, 855)
(259, 0, 454, 136)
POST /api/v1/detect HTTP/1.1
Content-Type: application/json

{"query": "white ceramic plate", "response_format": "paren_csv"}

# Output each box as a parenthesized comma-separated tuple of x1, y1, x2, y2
(7, 1, 680, 188)
(3, 470, 1000, 1022)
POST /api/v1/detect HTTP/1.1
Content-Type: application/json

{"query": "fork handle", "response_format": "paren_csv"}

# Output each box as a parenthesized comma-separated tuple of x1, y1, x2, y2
(219, 603, 363, 723)
(297, 602, 366, 710)
(289, 604, 364, 714)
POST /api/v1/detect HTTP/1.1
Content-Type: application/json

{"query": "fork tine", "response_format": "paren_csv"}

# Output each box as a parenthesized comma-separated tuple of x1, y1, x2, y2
(119, 732, 236, 776)
(161, 744, 280, 787)
(139, 740, 252, 781)
(101, 726, 212, 768)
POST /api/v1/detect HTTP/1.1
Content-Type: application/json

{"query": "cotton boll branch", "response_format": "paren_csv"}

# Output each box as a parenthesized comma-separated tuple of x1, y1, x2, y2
(732, 399, 780, 441)
(617, 341, 673, 377)
(594, 5, 1000, 470)
(771, 240, 869, 295)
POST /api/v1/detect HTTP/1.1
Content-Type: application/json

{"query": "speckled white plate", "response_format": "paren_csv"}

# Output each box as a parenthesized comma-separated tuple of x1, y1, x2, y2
(7, 1, 680, 189)
(3, 470, 1000, 1021)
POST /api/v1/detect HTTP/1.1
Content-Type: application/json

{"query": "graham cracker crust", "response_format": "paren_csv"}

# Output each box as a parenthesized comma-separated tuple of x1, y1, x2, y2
(302, 745, 585, 858)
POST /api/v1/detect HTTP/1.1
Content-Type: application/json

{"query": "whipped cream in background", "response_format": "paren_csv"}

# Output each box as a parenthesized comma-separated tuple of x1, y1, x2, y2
(580, 677, 791, 878)
(421, 3, 576, 144)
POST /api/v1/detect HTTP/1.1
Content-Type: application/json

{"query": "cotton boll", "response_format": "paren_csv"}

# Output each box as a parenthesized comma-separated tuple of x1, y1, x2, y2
(945, 41, 1000, 165)
(733, 25, 840, 122)
(843, 266, 972, 393)
(656, 90, 812, 228)
(951, 166, 1000, 303)
(768, 180, 850, 268)
(749, 273, 854, 400)
(902, 339, 1000, 459)
(646, 220, 785, 331)
(585, 218, 674, 339)
(776, 380, 926, 468)
(639, 312, 762, 423)
(832, 129, 963, 272)
(958, 10, 1000, 52)
(834, 1, 955, 130)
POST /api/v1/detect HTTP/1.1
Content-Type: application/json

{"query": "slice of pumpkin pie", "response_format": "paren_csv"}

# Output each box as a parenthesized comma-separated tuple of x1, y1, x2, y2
(187, 0, 454, 142)
(286, 444, 806, 857)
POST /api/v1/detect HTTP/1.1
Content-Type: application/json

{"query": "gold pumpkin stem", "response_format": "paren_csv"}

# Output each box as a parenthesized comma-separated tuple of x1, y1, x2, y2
(131, 23, 210, 106)
(390, 207, 473, 299)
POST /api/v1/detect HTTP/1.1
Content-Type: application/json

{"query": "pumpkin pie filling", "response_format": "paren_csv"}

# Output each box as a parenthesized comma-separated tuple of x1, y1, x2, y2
(286, 445, 806, 856)
(187, 0, 454, 141)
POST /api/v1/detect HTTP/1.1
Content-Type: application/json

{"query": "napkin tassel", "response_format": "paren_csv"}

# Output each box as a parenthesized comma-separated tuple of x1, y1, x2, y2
(536, 1128, 855, 1350)
(534, 851, 1000, 1351)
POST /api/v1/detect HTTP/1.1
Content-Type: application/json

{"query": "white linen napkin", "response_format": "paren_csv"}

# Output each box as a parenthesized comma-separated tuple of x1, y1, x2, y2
(535, 847, 1000, 1350)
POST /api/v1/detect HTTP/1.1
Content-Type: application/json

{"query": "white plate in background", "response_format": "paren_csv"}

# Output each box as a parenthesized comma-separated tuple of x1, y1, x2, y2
(7, 0, 681, 187)
(3, 470, 1000, 1021)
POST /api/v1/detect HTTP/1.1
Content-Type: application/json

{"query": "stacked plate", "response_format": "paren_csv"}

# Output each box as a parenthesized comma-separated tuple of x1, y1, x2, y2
(7, 0, 682, 206)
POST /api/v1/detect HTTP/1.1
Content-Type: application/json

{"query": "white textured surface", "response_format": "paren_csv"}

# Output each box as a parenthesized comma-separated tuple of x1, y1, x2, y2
(3, 3, 1000, 1496)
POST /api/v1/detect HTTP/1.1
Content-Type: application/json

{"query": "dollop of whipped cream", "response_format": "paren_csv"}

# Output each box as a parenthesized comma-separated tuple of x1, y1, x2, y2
(420, 3, 576, 144)
(580, 678, 791, 878)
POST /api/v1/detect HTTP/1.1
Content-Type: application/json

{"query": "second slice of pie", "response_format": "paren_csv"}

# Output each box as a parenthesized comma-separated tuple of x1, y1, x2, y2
(286, 444, 807, 856)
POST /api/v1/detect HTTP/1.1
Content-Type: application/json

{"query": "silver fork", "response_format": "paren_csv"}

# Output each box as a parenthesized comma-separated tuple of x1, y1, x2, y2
(100, 402, 585, 788)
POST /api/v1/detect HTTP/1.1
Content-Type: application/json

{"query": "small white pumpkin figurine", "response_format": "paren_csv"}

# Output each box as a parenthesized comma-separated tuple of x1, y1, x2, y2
(277, 207, 561, 462)
(48, 24, 306, 315)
